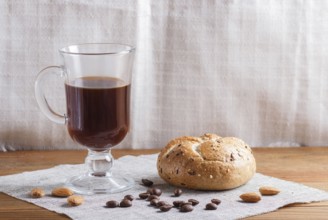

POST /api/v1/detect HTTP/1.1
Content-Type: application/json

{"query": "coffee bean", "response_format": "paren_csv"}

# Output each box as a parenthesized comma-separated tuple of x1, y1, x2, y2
(120, 199, 132, 207)
(124, 195, 134, 201)
(205, 203, 217, 210)
(157, 201, 169, 207)
(160, 204, 173, 212)
(179, 202, 192, 208)
(174, 188, 183, 197)
(147, 188, 153, 194)
(188, 199, 199, 206)
(139, 193, 150, 200)
(173, 200, 184, 208)
(151, 188, 162, 196)
(211, 199, 221, 205)
(146, 195, 159, 201)
(150, 198, 159, 206)
(142, 179, 154, 187)
(180, 204, 193, 212)
(106, 200, 119, 208)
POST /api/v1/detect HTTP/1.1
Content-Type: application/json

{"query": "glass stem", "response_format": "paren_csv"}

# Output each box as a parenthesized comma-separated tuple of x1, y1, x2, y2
(85, 149, 113, 177)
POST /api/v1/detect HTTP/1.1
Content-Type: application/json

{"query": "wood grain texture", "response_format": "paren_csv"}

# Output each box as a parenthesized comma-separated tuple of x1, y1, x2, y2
(0, 147, 328, 220)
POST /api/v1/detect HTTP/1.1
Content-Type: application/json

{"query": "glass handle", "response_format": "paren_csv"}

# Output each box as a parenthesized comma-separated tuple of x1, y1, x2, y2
(34, 66, 66, 125)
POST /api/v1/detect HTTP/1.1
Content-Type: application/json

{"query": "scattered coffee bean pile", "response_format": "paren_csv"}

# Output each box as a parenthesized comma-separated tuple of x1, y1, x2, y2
(137, 179, 220, 212)
(139, 184, 174, 212)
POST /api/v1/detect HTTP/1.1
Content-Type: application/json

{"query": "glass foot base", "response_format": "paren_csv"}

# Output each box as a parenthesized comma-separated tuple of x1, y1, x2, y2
(66, 174, 134, 195)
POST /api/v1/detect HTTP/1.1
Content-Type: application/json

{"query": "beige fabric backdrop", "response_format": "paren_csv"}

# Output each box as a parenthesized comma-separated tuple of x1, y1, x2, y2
(1, 0, 328, 150)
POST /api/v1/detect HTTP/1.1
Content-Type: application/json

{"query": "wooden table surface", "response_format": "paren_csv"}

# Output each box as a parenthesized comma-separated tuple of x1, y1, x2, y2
(0, 147, 328, 220)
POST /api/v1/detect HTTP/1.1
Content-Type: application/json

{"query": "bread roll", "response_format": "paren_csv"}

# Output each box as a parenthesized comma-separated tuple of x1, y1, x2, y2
(157, 134, 256, 190)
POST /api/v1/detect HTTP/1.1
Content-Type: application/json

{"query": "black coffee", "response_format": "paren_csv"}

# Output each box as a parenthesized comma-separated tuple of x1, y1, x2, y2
(65, 76, 130, 150)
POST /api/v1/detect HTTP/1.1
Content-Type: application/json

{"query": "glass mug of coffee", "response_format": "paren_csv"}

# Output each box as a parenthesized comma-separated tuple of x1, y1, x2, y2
(35, 43, 135, 194)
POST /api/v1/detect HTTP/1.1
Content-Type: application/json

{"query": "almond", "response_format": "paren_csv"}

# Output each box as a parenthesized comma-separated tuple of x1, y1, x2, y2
(52, 187, 74, 197)
(67, 195, 84, 206)
(30, 188, 45, 198)
(240, 192, 261, 203)
(259, 186, 280, 195)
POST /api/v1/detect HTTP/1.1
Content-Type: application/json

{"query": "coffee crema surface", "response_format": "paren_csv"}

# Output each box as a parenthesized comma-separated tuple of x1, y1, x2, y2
(65, 76, 130, 150)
